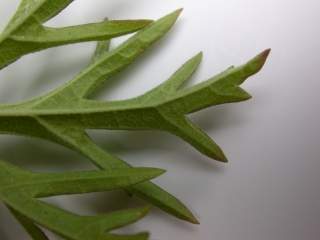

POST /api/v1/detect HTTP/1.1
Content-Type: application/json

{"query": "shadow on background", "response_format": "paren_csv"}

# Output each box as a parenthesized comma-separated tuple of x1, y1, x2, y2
(0, 2, 250, 237)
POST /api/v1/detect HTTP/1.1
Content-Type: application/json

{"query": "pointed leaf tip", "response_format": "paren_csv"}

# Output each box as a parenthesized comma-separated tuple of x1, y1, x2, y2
(220, 154, 229, 163)
(248, 48, 271, 73)
(261, 48, 271, 58)
(170, 8, 183, 20)
(190, 216, 200, 224)
(144, 168, 166, 179)
(139, 206, 152, 217)
(257, 48, 271, 66)
(195, 51, 203, 61)
(196, 145, 228, 163)
(176, 8, 184, 15)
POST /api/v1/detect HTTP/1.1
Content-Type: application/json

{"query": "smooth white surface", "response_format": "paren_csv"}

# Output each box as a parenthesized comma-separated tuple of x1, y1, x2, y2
(0, 1, 320, 239)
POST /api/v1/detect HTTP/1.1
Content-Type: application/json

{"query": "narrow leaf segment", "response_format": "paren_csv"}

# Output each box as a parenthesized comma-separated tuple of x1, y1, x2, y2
(0, 160, 164, 240)
(0, 0, 152, 69)
(0, 1, 270, 239)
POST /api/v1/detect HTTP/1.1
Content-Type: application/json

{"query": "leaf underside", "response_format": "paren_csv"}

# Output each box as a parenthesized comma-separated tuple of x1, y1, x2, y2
(0, 0, 270, 239)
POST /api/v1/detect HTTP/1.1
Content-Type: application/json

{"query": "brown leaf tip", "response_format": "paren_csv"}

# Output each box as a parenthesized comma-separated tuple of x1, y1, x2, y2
(256, 48, 271, 69)
(247, 48, 271, 74)
(176, 8, 184, 15)
(259, 48, 271, 64)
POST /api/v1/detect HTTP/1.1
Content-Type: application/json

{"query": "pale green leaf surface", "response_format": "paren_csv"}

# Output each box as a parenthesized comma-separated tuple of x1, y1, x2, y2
(0, 7, 270, 225)
(0, 1, 270, 239)
(0, 160, 163, 240)
(0, 9, 200, 225)
(0, 0, 152, 69)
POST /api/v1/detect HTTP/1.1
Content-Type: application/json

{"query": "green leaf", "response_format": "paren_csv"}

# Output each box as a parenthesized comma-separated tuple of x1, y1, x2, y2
(0, 159, 164, 239)
(142, 52, 203, 99)
(0, 0, 152, 69)
(0, 9, 200, 225)
(0, 6, 270, 226)
(9, 207, 49, 240)
(49, 9, 184, 98)
(0, 1, 270, 239)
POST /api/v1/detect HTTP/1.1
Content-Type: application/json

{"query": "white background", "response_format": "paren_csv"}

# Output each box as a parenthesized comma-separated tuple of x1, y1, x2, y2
(0, 0, 320, 239)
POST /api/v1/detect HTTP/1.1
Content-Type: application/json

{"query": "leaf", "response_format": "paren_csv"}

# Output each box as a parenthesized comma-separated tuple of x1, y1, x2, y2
(0, 159, 164, 239)
(0, 9, 200, 225)
(0, 4, 270, 225)
(0, 1, 270, 239)
(0, 0, 152, 69)
(9, 208, 50, 240)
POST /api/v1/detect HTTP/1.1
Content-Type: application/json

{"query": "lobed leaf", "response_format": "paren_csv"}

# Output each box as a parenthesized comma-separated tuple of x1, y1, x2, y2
(0, 160, 164, 239)
(0, 0, 152, 69)
(48, 9, 184, 99)
(0, 7, 270, 227)
(0, 1, 270, 239)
